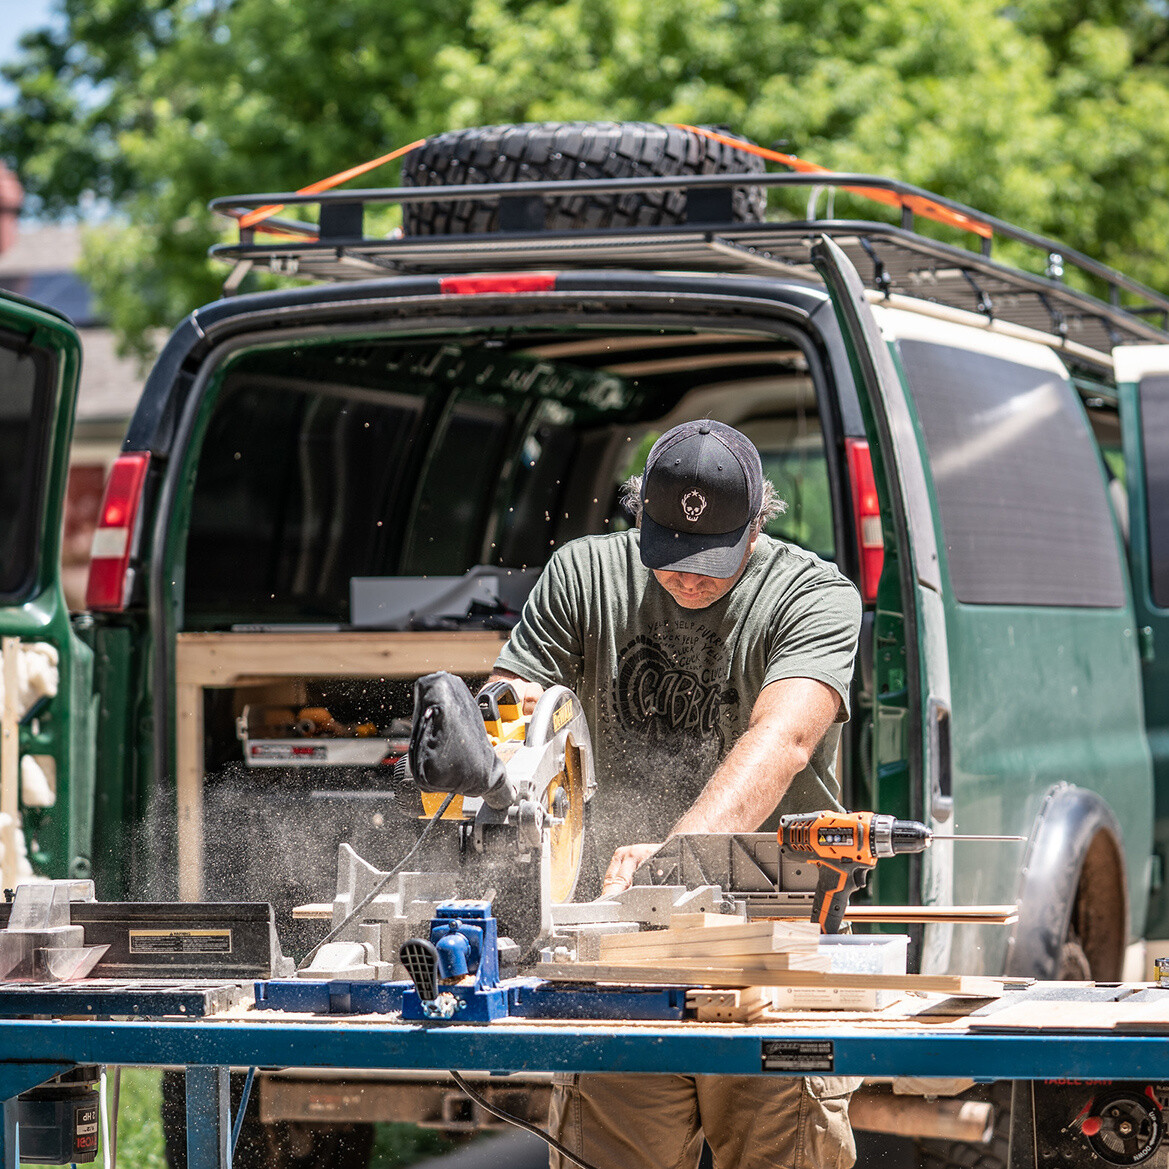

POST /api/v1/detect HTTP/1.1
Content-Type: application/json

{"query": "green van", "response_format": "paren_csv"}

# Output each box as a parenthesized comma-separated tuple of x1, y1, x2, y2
(5, 121, 1169, 1162)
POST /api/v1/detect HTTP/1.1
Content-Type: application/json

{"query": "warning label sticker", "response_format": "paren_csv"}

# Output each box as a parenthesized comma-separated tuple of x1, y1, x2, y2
(129, 929, 233, 955)
(761, 1039, 835, 1073)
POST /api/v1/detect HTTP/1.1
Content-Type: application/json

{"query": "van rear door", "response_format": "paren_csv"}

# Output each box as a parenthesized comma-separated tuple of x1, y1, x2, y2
(0, 291, 94, 888)
(1114, 345, 1169, 941)
(812, 237, 957, 973)
(817, 239, 1151, 981)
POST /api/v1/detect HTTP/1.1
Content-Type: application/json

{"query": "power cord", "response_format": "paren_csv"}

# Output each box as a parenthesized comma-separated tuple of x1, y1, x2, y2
(297, 791, 455, 971)
(448, 1070, 602, 1169)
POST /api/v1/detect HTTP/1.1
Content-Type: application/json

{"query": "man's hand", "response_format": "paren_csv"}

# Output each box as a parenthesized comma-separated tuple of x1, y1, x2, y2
(485, 669, 545, 715)
(601, 842, 661, 896)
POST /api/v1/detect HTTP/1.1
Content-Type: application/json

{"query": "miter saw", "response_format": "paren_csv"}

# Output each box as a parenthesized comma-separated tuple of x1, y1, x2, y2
(404, 671, 596, 947)
(300, 671, 596, 976)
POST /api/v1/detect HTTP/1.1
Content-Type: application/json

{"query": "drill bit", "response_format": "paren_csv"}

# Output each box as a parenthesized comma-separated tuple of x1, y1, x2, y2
(930, 833, 1026, 841)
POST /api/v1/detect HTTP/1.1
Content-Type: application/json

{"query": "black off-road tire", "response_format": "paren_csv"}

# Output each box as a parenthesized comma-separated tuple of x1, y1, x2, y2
(161, 1070, 375, 1169)
(400, 121, 766, 235)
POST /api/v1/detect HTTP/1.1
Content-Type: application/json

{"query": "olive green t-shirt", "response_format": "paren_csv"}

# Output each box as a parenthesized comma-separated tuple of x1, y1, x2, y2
(494, 530, 862, 877)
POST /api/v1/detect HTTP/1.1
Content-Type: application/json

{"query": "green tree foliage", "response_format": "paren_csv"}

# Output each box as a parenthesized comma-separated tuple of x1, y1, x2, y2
(2, 0, 1169, 354)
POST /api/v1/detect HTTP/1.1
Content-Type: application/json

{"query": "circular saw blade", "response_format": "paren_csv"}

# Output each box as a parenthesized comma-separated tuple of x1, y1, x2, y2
(546, 740, 587, 904)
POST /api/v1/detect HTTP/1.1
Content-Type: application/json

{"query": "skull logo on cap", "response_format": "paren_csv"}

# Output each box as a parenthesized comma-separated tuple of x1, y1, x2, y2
(681, 489, 707, 522)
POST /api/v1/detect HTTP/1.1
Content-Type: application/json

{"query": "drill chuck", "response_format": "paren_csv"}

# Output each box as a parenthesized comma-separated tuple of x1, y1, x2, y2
(889, 817, 933, 855)
(861, 814, 933, 858)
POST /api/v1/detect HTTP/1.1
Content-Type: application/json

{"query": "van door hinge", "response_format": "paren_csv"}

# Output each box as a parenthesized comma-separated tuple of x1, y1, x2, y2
(1140, 626, 1156, 663)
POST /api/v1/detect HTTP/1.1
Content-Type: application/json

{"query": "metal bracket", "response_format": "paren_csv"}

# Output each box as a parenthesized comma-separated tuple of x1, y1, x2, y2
(1036, 292, 1068, 339)
(860, 238, 892, 298)
(960, 270, 994, 320)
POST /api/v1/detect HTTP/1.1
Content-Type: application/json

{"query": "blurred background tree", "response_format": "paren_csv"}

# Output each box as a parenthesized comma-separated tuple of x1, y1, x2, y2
(2, 0, 1168, 356)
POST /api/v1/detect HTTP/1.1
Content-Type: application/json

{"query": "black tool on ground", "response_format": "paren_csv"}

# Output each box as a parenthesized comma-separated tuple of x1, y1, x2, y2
(778, 810, 1023, 933)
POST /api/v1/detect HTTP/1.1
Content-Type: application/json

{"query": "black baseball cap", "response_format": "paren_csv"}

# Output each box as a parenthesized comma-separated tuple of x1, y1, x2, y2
(639, 420, 764, 576)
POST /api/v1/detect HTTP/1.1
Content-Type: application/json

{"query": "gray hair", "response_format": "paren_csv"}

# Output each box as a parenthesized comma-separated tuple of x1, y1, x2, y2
(620, 474, 786, 531)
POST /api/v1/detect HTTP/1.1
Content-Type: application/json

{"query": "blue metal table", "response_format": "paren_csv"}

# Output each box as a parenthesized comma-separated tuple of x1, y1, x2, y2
(1, 1007, 1168, 1167)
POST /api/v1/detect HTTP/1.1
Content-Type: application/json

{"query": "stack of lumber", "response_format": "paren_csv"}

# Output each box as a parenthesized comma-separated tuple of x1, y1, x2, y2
(597, 915, 827, 976)
(593, 915, 822, 1022)
(538, 912, 1023, 1014)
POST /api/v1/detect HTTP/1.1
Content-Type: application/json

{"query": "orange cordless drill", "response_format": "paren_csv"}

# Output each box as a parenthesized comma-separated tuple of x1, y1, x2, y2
(778, 810, 934, 933)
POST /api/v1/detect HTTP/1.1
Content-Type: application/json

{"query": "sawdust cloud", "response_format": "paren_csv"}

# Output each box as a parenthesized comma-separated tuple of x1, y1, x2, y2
(123, 764, 423, 959)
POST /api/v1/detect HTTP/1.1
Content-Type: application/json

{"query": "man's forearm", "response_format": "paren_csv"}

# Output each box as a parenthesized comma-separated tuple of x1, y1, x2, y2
(668, 676, 842, 838)
(669, 722, 804, 836)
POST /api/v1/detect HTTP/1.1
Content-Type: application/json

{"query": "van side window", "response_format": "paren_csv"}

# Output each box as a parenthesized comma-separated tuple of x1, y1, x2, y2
(0, 332, 52, 602)
(897, 340, 1125, 607)
(1139, 374, 1169, 608)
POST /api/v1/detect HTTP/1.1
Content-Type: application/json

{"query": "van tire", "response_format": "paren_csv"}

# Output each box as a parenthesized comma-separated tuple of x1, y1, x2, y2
(1005, 786, 1128, 982)
(400, 122, 766, 235)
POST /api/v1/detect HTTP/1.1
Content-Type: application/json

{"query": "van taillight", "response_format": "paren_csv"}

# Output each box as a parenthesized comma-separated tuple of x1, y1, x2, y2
(845, 438, 884, 604)
(439, 273, 557, 295)
(85, 452, 150, 612)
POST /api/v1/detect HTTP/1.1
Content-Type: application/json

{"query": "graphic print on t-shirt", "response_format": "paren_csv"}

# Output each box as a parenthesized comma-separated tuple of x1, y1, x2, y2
(612, 632, 739, 750)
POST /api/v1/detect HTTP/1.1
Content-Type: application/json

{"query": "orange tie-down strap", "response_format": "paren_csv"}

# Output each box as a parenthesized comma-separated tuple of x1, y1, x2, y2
(676, 123, 993, 240)
(235, 138, 427, 232)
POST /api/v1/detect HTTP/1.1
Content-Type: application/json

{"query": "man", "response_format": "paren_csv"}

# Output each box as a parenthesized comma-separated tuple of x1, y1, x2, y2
(489, 419, 863, 1169)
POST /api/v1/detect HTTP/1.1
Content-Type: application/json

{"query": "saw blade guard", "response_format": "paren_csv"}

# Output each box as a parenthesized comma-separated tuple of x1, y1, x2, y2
(509, 686, 596, 904)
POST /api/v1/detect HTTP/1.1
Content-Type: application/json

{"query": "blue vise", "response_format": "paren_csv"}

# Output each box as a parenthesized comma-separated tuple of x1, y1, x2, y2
(400, 901, 509, 1021)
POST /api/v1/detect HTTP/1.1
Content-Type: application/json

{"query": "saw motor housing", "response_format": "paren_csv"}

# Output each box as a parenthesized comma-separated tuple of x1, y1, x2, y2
(402, 672, 596, 948)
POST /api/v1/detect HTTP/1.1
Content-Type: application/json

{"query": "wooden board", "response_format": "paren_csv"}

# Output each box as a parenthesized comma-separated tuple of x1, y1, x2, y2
(598, 936, 821, 962)
(670, 912, 749, 930)
(687, 987, 771, 1022)
(538, 962, 1016, 997)
(652, 953, 832, 973)
(967, 1000, 1141, 1032)
(599, 920, 820, 961)
(842, 905, 1018, 925)
(292, 904, 334, 920)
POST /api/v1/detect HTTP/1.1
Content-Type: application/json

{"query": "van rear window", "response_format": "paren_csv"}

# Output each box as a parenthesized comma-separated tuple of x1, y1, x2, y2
(180, 330, 836, 627)
(0, 331, 53, 602)
(897, 339, 1125, 607)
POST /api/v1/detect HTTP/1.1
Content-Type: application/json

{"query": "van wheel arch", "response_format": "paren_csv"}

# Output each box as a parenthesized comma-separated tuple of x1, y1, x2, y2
(1005, 783, 1127, 981)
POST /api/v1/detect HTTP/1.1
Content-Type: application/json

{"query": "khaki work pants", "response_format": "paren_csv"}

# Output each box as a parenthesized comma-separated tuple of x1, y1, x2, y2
(548, 1072, 861, 1169)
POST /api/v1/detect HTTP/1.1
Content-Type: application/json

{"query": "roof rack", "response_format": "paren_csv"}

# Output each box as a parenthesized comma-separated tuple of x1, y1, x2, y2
(209, 171, 1169, 356)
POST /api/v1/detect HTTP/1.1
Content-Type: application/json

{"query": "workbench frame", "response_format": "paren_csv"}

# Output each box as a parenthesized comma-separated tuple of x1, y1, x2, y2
(2, 1014, 1169, 1168)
